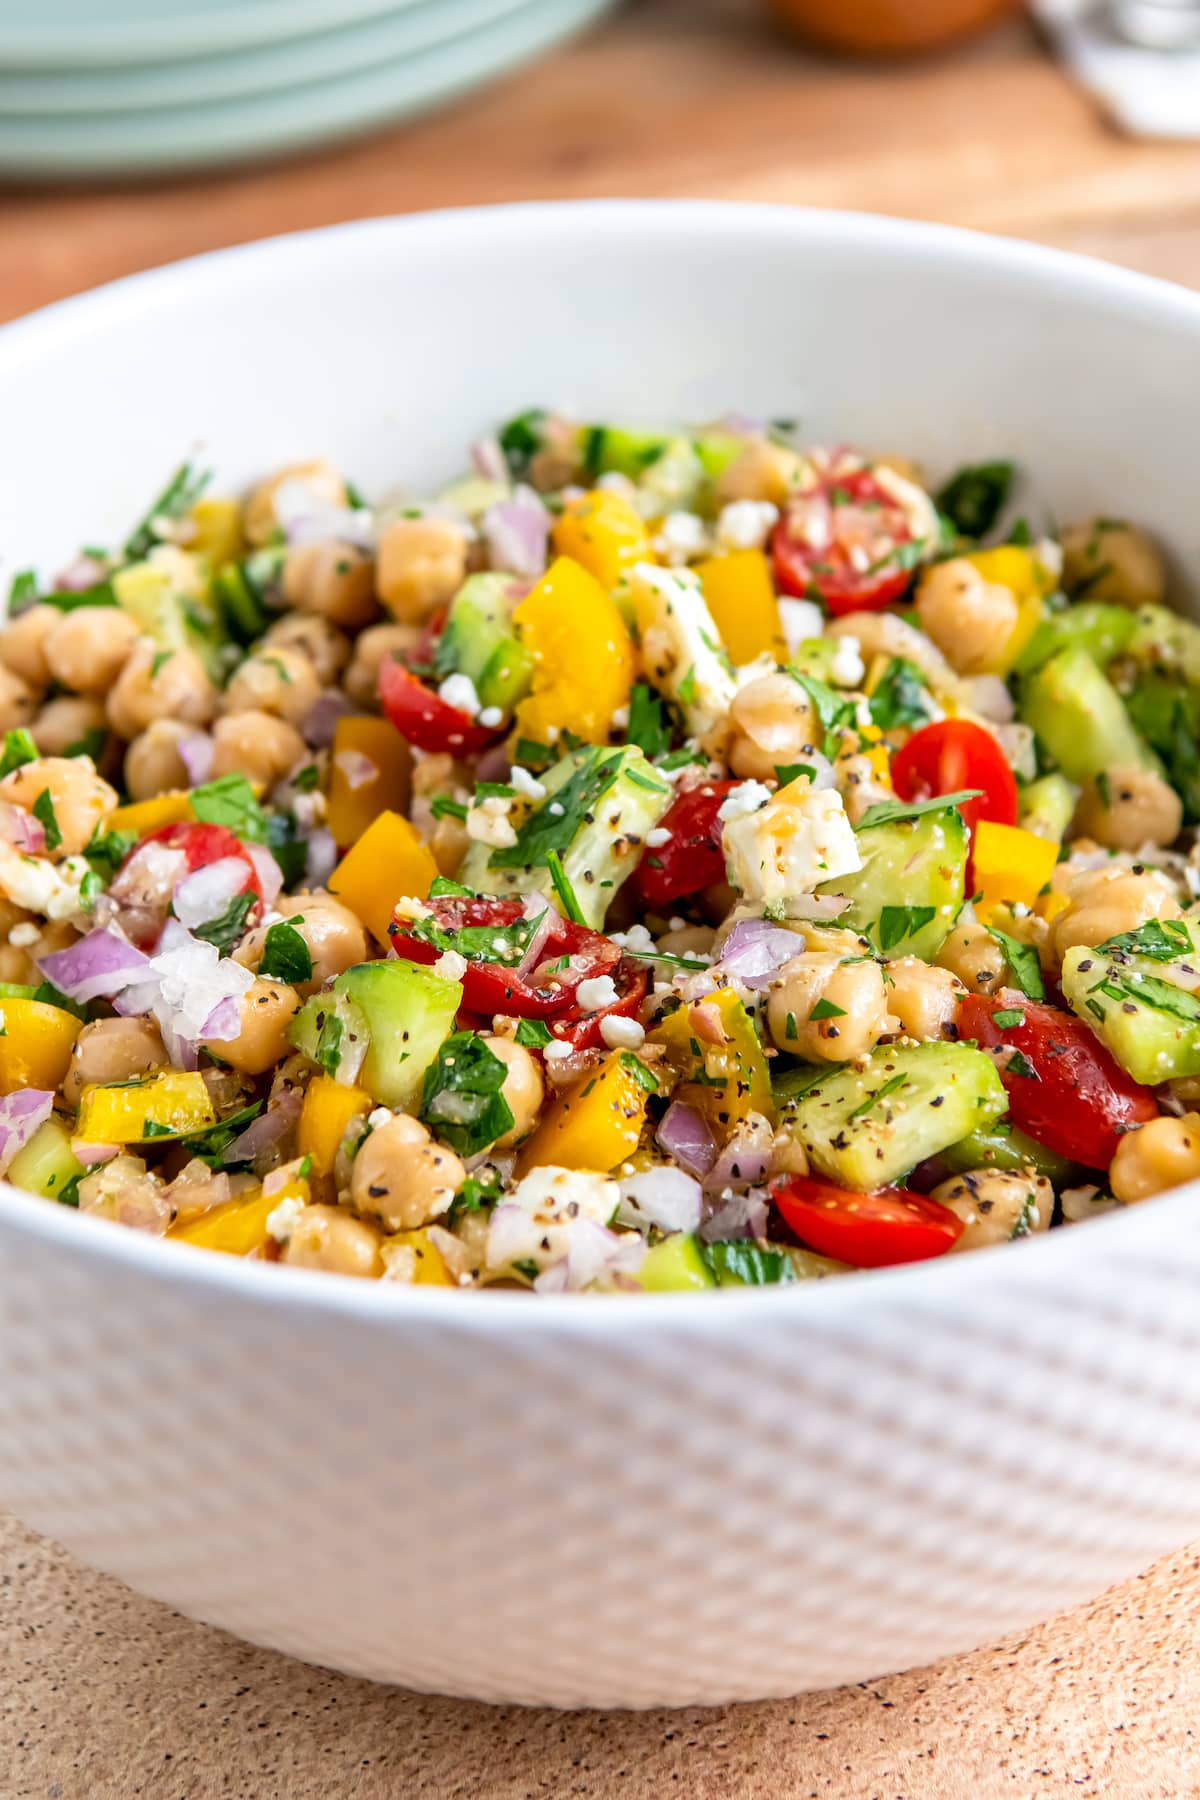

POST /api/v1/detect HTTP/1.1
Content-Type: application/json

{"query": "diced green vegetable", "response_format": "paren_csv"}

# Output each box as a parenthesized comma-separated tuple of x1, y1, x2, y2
(638, 1233, 716, 1292)
(938, 1120, 1077, 1186)
(435, 573, 535, 713)
(818, 805, 967, 960)
(1014, 601, 1136, 675)
(1020, 647, 1156, 784)
(1061, 916, 1200, 1085)
(289, 959, 462, 1109)
(1125, 677, 1200, 821)
(1017, 773, 1079, 845)
(1125, 603, 1200, 686)
(6, 1117, 86, 1205)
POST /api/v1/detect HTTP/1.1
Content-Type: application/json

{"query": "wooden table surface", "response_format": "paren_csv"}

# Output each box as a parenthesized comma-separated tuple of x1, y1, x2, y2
(5, 4, 1200, 1796)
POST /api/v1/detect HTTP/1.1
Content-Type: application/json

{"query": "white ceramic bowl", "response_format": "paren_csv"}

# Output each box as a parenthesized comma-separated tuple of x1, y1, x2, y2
(2, 203, 1200, 1710)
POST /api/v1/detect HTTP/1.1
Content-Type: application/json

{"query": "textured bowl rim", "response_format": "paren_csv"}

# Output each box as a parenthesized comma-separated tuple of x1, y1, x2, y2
(2, 196, 1198, 1328)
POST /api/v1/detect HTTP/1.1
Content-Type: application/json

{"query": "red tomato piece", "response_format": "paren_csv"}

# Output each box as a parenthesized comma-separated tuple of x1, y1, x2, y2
(378, 659, 504, 756)
(891, 719, 1018, 844)
(550, 957, 649, 1050)
(772, 1173, 964, 1267)
(118, 822, 263, 951)
(631, 780, 737, 910)
(957, 992, 1158, 1168)
(141, 821, 262, 896)
(772, 462, 925, 617)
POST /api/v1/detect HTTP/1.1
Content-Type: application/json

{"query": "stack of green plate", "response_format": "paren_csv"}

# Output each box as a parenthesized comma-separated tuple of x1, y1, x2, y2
(0, 0, 616, 178)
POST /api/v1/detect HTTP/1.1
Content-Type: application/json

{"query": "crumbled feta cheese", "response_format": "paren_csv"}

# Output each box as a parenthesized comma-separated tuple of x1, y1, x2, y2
(610, 704, 629, 731)
(611, 923, 655, 954)
(669, 916, 688, 933)
(600, 1015, 646, 1050)
(576, 974, 619, 1011)
(510, 765, 546, 802)
(655, 511, 709, 565)
(718, 780, 772, 822)
(547, 801, 565, 818)
(830, 634, 865, 688)
(266, 1194, 306, 1244)
(777, 597, 825, 655)
(433, 949, 468, 982)
(0, 845, 89, 923)
(645, 826, 673, 849)
(393, 895, 432, 921)
(629, 562, 736, 736)
(478, 705, 503, 730)
(438, 672, 481, 719)
(543, 1040, 574, 1063)
(722, 785, 862, 903)
(717, 499, 778, 552)
(487, 1165, 621, 1274)
(466, 794, 518, 850)
(7, 921, 39, 948)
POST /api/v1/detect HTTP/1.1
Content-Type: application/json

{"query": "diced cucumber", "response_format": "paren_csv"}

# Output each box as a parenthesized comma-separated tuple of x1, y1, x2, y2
(789, 1041, 1008, 1191)
(0, 982, 38, 999)
(1125, 604, 1200, 686)
(6, 1117, 85, 1205)
(1014, 602, 1136, 675)
(434, 573, 535, 713)
(638, 1233, 715, 1291)
(580, 423, 743, 487)
(289, 959, 462, 1110)
(938, 1120, 1076, 1186)
(114, 560, 227, 682)
(1020, 647, 1156, 784)
(438, 474, 510, 521)
(788, 639, 841, 684)
(459, 743, 672, 930)
(1125, 677, 1200, 821)
(818, 805, 967, 960)
(1018, 773, 1079, 844)
(1061, 917, 1200, 1084)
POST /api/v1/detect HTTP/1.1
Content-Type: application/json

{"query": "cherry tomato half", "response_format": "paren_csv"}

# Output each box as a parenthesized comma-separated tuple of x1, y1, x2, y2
(631, 780, 737, 910)
(958, 992, 1158, 1168)
(772, 1173, 964, 1267)
(891, 719, 1017, 886)
(141, 822, 263, 894)
(772, 462, 923, 617)
(379, 659, 504, 756)
(118, 822, 263, 951)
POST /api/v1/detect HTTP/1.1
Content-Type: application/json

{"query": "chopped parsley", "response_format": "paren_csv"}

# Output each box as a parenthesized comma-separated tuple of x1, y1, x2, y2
(419, 1031, 515, 1157)
(430, 794, 469, 823)
(936, 460, 1014, 539)
(856, 790, 983, 831)
(515, 1019, 553, 1048)
(775, 762, 816, 787)
(619, 1053, 659, 1093)
(190, 773, 268, 843)
(1099, 972, 1200, 1025)
(448, 1162, 504, 1227)
(292, 764, 321, 793)
(1005, 1049, 1040, 1081)
(44, 581, 119, 613)
(808, 997, 846, 1021)
(0, 729, 38, 779)
(848, 1072, 907, 1120)
(259, 919, 313, 985)
(1098, 918, 1191, 962)
(785, 669, 858, 756)
(84, 825, 137, 883)
(491, 747, 627, 870)
(546, 849, 586, 926)
(699, 1240, 797, 1286)
(32, 789, 61, 852)
(867, 659, 930, 733)
(7, 570, 37, 609)
(628, 683, 670, 761)
(123, 460, 211, 563)
(176, 1101, 266, 1169)
(876, 904, 936, 951)
(497, 408, 548, 479)
(191, 889, 256, 957)
(429, 876, 474, 899)
(991, 1007, 1026, 1030)
(987, 927, 1045, 1000)
(32, 979, 87, 1021)
(677, 665, 698, 708)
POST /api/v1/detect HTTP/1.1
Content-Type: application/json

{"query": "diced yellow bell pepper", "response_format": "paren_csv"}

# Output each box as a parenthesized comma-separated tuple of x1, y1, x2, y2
(170, 1174, 311, 1257)
(695, 549, 786, 666)
(517, 1050, 651, 1175)
(0, 998, 79, 1095)
(326, 715, 412, 849)
(387, 1227, 455, 1286)
(972, 821, 1060, 924)
(107, 791, 193, 836)
(513, 556, 635, 745)
(76, 1070, 215, 1145)
(187, 497, 244, 570)
(297, 1074, 372, 1177)
(551, 490, 654, 591)
(965, 546, 1055, 674)
(328, 809, 439, 945)
(650, 986, 775, 1130)
(1036, 888, 1071, 926)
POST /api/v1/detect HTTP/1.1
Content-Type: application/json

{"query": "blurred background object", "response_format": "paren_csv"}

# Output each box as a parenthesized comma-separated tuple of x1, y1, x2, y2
(1035, 0, 1200, 135)
(767, 0, 1020, 55)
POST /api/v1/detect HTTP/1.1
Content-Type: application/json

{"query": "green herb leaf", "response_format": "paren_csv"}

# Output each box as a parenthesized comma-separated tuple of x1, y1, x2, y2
(264, 810, 305, 889)
(515, 1019, 553, 1048)
(987, 927, 1045, 1001)
(123, 460, 211, 563)
(1006, 517, 1033, 547)
(867, 658, 930, 733)
(0, 729, 38, 780)
(677, 665, 698, 708)
(699, 1240, 797, 1286)
(32, 979, 87, 1022)
(448, 1162, 504, 1227)
(627, 683, 670, 761)
(774, 762, 816, 787)
(856, 790, 984, 831)
(259, 919, 313, 985)
(1098, 918, 1191, 963)
(619, 1053, 659, 1093)
(808, 997, 846, 1021)
(32, 789, 61, 852)
(419, 1030, 515, 1157)
(190, 773, 268, 843)
(546, 849, 586, 926)
(992, 1007, 1025, 1029)
(430, 795, 469, 823)
(7, 570, 37, 608)
(936, 461, 1015, 539)
(191, 889, 256, 956)
(175, 1100, 266, 1169)
(1109, 972, 1200, 1024)
(497, 408, 548, 479)
(44, 581, 119, 613)
(1005, 1048, 1040, 1081)
(515, 737, 555, 768)
(491, 746, 626, 870)
(877, 904, 936, 951)
(847, 1071, 908, 1121)
(84, 825, 136, 883)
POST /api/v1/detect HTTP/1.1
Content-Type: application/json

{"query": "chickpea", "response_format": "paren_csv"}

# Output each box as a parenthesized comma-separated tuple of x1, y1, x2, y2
(1061, 517, 1165, 610)
(828, 609, 957, 694)
(936, 920, 1008, 995)
(220, 646, 321, 729)
(280, 540, 379, 631)
(350, 1113, 466, 1232)
(1110, 1113, 1200, 1204)
(915, 558, 1019, 677)
(375, 517, 468, 624)
(64, 1017, 167, 1108)
(0, 665, 36, 733)
(343, 621, 424, 709)
(210, 710, 306, 789)
(235, 895, 367, 996)
(715, 437, 803, 507)
(242, 459, 346, 548)
(1072, 764, 1182, 853)
(123, 719, 197, 800)
(431, 813, 470, 879)
(0, 916, 75, 987)
(279, 1204, 384, 1278)
(0, 755, 116, 859)
(836, 750, 893, 826)
(932, 1169, 1053, 1252)
(482, 1035, 544, 1148)
(31, 695, 107, 759)
(205, 977, 300, 1076)
(0, 604, 59, 692)
(728, 673, 819, 782)
(885, 957, 965, 1042)
(107, 641, 217, 740)
(1049, 866, 1181, 964)
(43, 606, 139, 695)
(766, 951, 893, 1062)
(262, 612, 351, 686)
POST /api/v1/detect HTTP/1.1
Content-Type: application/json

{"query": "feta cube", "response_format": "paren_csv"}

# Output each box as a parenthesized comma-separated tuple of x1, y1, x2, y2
(722, 785, 861, 903)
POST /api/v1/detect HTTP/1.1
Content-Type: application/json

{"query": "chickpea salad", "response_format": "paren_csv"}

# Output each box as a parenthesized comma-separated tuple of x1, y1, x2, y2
(0, 418, 1195, 1292)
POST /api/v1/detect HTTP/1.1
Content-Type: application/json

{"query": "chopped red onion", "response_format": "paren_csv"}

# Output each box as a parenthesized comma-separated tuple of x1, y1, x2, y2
(245, 843, 284, 907)
(0, 802, 45, 854)
(199, 995, 242, 1042)
(470, 436, 509, 484)
(176, 730, 214, 787)
(172, 858, 248, 932)
(482, 486, 550, 579)
(223, 1089, 302, 1169)
(715, 920, 806, 990)
(0, 1089, 54, 1175)
(656, 1100, 717, 1179)
(305, 827, 338, 888)
(303, 689, 355, 748)
(702, 1113, 774, 1194)
(334, 748, 377, 791)
(273, 478, 375, 550)
(54, 553, 107, 592)
(783, 893, 851, 921)
(617, 1167, 703, 1235)
(514, 894, 556, 980)
(73, 1141, 119, 1168)
(532, 1217, 646, 1294)
(38, 928, 150, 1004)
(118, 918, 254, 1058)
(701, 1187, 771, 1244)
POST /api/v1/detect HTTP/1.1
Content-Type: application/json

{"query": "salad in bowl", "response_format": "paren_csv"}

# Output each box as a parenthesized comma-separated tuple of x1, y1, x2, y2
(0, 410, 1193, 1295)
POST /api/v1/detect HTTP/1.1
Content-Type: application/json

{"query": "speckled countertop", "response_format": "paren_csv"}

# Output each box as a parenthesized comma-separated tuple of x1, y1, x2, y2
(3, 1513, 1199, 1798)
